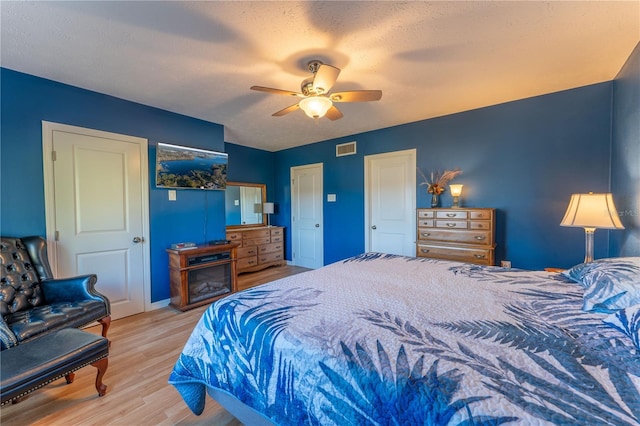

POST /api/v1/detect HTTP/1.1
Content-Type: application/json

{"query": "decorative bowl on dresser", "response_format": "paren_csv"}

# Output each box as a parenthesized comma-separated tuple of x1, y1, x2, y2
(416, 208, 496, 265)
(226, 226, 285, 273)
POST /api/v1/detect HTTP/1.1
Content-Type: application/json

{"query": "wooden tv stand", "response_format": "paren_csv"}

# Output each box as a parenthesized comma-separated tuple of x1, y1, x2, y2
(167, 242, 239, 311)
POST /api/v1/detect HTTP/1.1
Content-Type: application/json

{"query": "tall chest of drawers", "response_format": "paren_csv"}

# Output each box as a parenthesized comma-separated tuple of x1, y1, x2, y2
(416, 208, 495, 265)
(226, 226, 285, 273)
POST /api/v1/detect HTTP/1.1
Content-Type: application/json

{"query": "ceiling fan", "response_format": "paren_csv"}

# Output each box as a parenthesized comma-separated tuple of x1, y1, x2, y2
(250, 60, 382, 120)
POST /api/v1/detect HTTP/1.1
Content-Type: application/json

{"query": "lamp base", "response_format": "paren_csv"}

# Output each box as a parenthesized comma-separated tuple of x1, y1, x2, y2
(583, 227, 596, 263)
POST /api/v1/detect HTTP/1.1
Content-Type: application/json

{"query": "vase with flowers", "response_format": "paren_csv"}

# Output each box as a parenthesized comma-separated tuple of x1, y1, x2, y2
(418, 168, 463, 208)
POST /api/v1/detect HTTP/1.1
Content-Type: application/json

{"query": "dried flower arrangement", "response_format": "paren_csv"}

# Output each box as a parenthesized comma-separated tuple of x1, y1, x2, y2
(418, 168, 463, 195)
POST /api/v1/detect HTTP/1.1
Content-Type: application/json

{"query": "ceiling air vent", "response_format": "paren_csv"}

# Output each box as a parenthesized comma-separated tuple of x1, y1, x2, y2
(336, 141, 357, 157)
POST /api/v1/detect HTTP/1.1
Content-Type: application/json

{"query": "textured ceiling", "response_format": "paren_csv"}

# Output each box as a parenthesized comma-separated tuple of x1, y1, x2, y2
(1, 1, 639, 151)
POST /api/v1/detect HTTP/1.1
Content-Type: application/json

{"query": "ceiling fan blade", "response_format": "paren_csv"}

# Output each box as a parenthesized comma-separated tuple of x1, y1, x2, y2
(251, 86, 303, 97)
(330, 90, 382, 102)
(325, 105, 343, 121)
(313, 64, 340, 95)
(272, 103, 300, 117)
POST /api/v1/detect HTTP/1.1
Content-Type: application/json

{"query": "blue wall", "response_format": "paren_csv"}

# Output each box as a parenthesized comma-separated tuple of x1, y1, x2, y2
(611, 42, 640, 257)
(0, 68, 226, 303)
(274, 83, 614, 270)
(224, 142, 276, 225)
(225, 142, 276, 201)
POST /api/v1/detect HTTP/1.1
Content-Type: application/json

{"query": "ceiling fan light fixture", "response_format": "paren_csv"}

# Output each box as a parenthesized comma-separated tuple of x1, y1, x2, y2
(299, 96, 333, 119)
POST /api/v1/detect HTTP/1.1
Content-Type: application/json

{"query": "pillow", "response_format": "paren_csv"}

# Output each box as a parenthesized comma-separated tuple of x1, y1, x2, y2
(562, 257, 640, 313)
(603, 304, 640, 350)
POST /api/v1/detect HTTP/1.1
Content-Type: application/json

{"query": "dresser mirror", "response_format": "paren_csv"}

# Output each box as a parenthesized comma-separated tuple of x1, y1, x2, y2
(225, 182, 267, 228)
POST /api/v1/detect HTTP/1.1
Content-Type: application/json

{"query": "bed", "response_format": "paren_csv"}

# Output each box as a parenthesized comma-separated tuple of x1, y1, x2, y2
(169, 253, 640, 425)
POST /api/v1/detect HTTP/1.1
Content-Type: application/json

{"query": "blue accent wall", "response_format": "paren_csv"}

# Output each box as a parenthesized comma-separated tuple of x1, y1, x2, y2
(611, 42, 640, 257)
(223, 142, 276, 225)
(0, 68, 226, 303)
(274, 83, 614, 270)
(224, 142, 275, 201)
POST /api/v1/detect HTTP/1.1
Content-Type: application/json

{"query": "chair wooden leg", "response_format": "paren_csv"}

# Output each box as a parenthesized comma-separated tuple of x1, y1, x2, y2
(98, 316, 111, 339)
(91, 357, 108, 397)
(65, 372, 75, 384)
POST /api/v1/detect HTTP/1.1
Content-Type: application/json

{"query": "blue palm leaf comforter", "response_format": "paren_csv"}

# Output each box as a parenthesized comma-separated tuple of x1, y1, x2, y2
(169, 253, 640, 425)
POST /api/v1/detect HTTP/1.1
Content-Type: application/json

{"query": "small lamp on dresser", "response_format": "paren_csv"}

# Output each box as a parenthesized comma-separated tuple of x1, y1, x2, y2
(263, 202, 275, 227)
(560, 192, 624, 263)
(449, 184, 464, 208)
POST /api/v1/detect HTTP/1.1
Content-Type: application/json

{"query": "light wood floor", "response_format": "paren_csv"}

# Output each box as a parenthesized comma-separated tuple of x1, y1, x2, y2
(0, 265, 310, 426)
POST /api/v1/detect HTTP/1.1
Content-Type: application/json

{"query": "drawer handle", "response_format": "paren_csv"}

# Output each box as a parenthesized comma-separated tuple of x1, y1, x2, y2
(474, 236, 486, 240)
(420, 248, 430, 254)
(446, 223, 457, 227)
(248, 260, 255, 264)
(421, 233, 430, 237)
(446, 213, 456, 217)
(474, 254, 486, 259)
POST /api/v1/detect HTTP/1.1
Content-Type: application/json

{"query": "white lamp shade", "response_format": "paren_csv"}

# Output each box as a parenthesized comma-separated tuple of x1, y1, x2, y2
(263, 202, 275, 215)
(299, 96, 332, 118)
(449, 184, 464, 197)
(560, 193, 624, 229)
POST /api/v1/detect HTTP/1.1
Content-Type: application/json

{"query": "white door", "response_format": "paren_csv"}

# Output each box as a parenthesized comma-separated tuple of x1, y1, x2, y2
(42, 122, 150, 320)
(291, 163, 323, 269)
(240, 186, 262, 225)
(365, 149, 416, 256)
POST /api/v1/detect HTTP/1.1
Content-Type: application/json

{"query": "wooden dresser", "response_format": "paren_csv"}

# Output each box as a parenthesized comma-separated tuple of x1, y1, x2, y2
(416, 208, 496, 265)
(226, 226, 285, 273)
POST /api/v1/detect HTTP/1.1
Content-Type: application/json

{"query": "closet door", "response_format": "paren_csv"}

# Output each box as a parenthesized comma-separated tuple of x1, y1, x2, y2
(291, 163, 323, 269)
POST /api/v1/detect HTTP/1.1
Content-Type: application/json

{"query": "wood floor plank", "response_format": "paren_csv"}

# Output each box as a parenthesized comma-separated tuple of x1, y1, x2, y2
(0, 265, 310, 425)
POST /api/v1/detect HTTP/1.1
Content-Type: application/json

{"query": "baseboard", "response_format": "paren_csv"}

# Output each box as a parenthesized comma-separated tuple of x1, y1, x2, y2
(147, 298, 170, 312)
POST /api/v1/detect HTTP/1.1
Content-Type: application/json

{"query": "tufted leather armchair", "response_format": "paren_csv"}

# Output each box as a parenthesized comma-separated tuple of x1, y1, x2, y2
(0, 236, 111, 350)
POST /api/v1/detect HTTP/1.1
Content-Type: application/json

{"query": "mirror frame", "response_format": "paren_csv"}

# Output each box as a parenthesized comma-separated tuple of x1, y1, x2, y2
(225, 181, 267, 229)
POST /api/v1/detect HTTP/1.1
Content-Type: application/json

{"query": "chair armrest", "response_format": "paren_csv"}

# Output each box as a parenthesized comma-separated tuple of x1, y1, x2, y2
(0, 316, 19, 350)
(40, 274, 111, 315)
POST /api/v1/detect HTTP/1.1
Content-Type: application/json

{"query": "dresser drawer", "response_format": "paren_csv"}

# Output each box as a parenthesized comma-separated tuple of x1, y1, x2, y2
(470, 210, 493, 220)
(259, 242, 283, 254)
(243, 237, 271, 247)
(437, 210, 468, 220)
(469, 221, 492, 230)
(416, 244, 493, 265)
(418, 210, 435, 219)
(418, 219, 434, 228)
(259, 251, 283, 264)
(243, 229, 271, 239)
(237, 256, 259, 269)
(270, 228, 283, 237)
(435, 220, 468, 229)
(271, 234, 283, 243)
(418, 229, 492, 245)
(237, 246, 258, 258)
(226, 231, 242, 242)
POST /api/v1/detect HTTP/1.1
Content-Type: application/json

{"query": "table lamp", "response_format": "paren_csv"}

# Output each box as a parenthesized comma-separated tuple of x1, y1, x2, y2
(449, 184, 464, 208)
(263, 202, 275, 227)
(560, 192, 624, 263)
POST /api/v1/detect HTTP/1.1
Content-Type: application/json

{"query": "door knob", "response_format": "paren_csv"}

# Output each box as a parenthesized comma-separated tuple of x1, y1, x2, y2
(315, 224, 320, 228)
(133, 236, 144, 243)
(371, 225, 377, 230)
